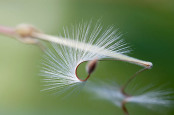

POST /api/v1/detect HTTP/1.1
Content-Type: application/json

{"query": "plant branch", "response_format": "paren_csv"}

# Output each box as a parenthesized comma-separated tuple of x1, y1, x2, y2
(121, 98, 130, 115)
(0, 25, 15, 37)
(0, 24, 152, 68)
(32, 32, 153, 68)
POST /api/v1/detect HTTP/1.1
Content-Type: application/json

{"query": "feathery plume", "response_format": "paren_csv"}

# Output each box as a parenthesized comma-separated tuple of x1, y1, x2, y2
(87, 81, 173, 114)
(40, 21, 132, 95)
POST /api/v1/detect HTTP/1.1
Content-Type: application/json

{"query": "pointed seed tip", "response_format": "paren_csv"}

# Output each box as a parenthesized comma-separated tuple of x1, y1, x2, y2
(86, 59, 98, 74)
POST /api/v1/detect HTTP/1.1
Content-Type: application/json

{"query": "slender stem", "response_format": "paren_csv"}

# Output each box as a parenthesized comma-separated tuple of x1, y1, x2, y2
(0, 24, 153, 68)
(119, 68, 148, 115)
(32, 32, 153, 68)
(121, 98, 129, 115)
(75, 61, 91, 82)
(0, 25, 15, 37)
(121, 67, 148, 96)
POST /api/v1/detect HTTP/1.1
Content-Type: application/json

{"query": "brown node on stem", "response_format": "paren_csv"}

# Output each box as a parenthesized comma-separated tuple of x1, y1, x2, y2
(14, 24, 45, 51)
(15, 24, 40, 38)
(14, 24, 40, 44)
(86, 59, 98, 74)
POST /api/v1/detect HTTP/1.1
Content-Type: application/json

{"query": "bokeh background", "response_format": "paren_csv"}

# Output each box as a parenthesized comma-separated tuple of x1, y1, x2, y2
(0, 0, 174, 115)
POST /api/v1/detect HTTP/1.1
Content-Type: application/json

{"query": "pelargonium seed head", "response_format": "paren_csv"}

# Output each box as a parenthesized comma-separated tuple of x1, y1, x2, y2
(40, 21, 130, 95)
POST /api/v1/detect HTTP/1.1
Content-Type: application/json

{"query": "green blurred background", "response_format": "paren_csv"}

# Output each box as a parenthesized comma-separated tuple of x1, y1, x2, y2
(0, 0, 174, 115)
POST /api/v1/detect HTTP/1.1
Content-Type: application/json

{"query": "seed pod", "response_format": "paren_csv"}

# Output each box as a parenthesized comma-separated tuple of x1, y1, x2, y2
(86, 59, 98, 74)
